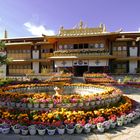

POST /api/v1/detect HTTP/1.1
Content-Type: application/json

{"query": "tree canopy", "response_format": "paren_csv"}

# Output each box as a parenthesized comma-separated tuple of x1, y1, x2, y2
(0, 41, 8, 65)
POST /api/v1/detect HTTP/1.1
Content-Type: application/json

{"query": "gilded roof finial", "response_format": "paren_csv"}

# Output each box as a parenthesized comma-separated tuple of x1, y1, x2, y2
(60, 26, 64, 30)
(103, 24, 106, 32)
(4, 29, 8, 38)
(99, 23, 103, 28)
(79, 20, 83, 29)
(59, 26, 64, 35)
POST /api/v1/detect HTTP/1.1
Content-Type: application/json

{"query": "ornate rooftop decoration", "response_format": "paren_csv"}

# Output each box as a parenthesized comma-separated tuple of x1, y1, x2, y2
(58, 21, 107, 37)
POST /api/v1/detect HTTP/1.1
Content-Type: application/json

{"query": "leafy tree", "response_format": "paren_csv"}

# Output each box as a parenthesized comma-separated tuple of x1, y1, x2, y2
(0, 41, 8, 65)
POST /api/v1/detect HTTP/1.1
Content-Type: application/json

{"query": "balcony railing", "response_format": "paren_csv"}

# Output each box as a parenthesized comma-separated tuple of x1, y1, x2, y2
(9, 69, 32, 75)
(41, 53, 54, 59)
(112, 51, 127, 57)
(54, 50, 109, 57)
(7, 53, 31, 60)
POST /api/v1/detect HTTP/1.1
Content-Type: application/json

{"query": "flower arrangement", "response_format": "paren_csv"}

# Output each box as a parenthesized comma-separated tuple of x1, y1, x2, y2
(97, 123, 105, 132)
(0, 79, 139, 135)
(84, 73, 116, 84)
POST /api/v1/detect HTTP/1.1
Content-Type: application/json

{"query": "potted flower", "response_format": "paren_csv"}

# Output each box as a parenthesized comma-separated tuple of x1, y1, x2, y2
(47, 98, 53, 108)
(78, 99, 83, 107)
(12, 123, 21, 134)
(95, 97, 101, 105)
(0, 123, 2, 133)
(97, 123, 104, 133)
(37, 124, 46, 135)
(21, 98, 28, 108)
(66, 123, 75, 134)
(57, 124, 65, 135)
(88, 119, 96, 131)
(39, 99, 46, 108)
(15, 98, 21, 108)
(27, 98, 34, 108)
(28, 125, 37, 135)
(84, 123, 91, 133)
(117, 117, 123, 126)
(90, 99, 96, 106)
(70, 98, 77, 107)
(1, 123, 10, 134)
(108, 115, 117, 128)
(84, 99, 90, 107)
(103, 120, 110, 130)
(20, 125, 28, 135)
(63, 98, 71, 108)
(47, 125, 56, 135)
(75, 123, 83, 134)
(33, 99, 40, 108)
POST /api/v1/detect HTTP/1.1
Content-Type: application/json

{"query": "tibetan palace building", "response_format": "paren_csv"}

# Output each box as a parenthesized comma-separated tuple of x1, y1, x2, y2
(1, 21, 140, 77)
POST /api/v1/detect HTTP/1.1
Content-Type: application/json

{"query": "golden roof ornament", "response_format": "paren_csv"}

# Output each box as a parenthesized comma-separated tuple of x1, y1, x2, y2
(59, 26, 64, 35)
(103, 24, 106, 32)
(99, 23, 103, 28)
(79, 20, 84, 29)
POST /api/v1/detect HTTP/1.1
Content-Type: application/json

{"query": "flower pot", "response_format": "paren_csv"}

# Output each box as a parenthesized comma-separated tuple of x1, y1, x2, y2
(0, 126, 2, 133)
(85, 102, 89, 107)
(96, 100, 100, 105)
(90, 101, 95, 106)
(13, 128, 20, 134)
(37, 129, 46, 135)
(21, 103, 27, 108)
(34, 103, 39, 108)
(57, 127, 65, 135)
(103, 121, 110, 130)
(29, 129, 36, 135)
(117, 121, 123, 126)
(1, 102, 6, 106)
(47, 128, 56, 135)
(84, 127, 91, 133)
(78, 102, 83, 107)
(101, 100, 104, 105)
(110, 122, 116, 128)
(6, 102, 10, 107)
(48, 103, 53, 108)
(11, 102, 16, 107)
(27, 103, 33, 108)
(16, 103, 21, 108)
(75, 127, 83, 134)
(97, 127, 104, 133)
(91, 124, 96, 130)
(127, 118, 131, 123)
(21, 129, 28, 135)
(123, 119, 128, 125)
(97, 123, 104, 133)
(66, 127, 75, 134)
(40, 103, 46, 108)
(2, 127, 10, 134)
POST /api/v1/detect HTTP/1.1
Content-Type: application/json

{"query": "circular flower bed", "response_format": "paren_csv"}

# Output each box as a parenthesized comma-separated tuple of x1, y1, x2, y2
(0, 82, 139, 135)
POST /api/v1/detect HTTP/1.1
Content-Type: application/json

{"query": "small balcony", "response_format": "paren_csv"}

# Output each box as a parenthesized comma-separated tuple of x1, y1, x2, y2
(7, 53, 31, 60)
(41, 53, 54, 59)
(113, 51, 127, 57)
(8, 69, 32, 75)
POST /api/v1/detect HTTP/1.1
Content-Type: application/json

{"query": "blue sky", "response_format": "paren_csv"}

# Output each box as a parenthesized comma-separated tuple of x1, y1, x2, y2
(0, 0, 140, 38)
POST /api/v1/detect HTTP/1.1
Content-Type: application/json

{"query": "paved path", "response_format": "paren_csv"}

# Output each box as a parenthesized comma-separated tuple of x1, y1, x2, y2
(72, 77, 85, 83)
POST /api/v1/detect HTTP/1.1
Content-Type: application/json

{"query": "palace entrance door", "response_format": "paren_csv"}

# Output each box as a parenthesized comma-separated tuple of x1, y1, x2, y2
(74, 66, 88, 76)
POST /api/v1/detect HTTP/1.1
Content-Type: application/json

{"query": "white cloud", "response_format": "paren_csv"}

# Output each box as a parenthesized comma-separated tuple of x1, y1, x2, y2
(24, 22, 55, 36)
